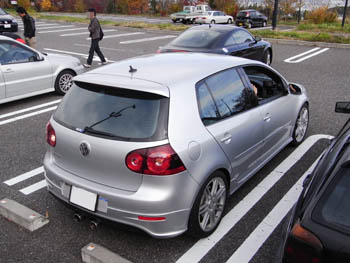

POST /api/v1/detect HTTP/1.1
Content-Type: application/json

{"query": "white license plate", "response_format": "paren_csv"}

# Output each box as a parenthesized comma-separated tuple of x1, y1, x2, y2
(4, 24, 11, 28)
(69, 186, 97, 211)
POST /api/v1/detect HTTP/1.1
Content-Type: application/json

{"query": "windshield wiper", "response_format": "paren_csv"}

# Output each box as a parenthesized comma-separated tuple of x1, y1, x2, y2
(83, 104, 136, 132)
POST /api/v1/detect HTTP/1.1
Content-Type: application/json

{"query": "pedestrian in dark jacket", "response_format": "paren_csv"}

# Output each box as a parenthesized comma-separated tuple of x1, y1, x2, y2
(84, 8, 107, 68)
(16, 7, 36, 49)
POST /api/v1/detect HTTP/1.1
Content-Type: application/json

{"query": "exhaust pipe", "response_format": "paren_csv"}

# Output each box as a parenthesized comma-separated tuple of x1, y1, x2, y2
(90, 220, 99, 231)
(74, 213, 84, 223)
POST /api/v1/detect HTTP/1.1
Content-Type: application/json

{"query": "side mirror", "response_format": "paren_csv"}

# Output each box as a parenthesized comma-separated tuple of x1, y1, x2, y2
(255, 36, 262, 42)
(335, 102, 350, 114)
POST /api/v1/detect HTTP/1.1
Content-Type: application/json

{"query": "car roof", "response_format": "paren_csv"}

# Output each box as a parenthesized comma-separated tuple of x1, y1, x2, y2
(190, 24, 237, 33)
(74, 53, 258, 96)
(239, 9, 257, 12)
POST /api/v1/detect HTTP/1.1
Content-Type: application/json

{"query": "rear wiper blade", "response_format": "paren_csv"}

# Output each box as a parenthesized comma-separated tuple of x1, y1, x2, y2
(83, 127, 131, 140)
(83, 104, 136, 132)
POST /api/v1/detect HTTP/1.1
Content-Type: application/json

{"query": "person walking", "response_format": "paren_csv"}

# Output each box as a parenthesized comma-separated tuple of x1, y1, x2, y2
(84, 8, 107, 68)
(16, 7, 36, 49)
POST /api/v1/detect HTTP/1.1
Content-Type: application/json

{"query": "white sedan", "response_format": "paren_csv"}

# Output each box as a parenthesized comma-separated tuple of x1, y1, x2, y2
(196, 11, 233, 24)
(0, 35, 84, 104)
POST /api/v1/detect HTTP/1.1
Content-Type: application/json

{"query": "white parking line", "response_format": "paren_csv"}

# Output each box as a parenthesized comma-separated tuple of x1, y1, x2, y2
(44, 48, 115, 62)
(32, 24, 59, 27)
(86, 32, 144, 40)
(284, 47, 329, 63)
(39, 27, 86, 34)
(0, 99, 61, 120)
(226, 155, 321, 263)
(176, 134, 333, 263)
(0, 106, 57, 126)
(36, 25, 74, 31)
(20, 180, 47, 195)
(61, 29, 116, 37)
(4, 167, 44, 186)
(119, 35, 176, 44)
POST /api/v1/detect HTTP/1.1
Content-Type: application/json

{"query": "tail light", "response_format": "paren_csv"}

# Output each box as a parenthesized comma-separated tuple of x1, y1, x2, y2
(156, 49, 162, 53)
(46, 122, 56, 147)
(126, 144, 186, 175)
(246, 12, 250, 17)
(168, 49, 188, 53)
(283, 221, 323, 263)
(17, 38, 26, 44)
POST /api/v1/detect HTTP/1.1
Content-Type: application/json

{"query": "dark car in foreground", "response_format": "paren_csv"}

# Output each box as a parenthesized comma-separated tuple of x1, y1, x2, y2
(280, 102, 350, 263)
(0, 8, 18, 32)
(158, 25, 272, 65)
(235, 9, 268, 28)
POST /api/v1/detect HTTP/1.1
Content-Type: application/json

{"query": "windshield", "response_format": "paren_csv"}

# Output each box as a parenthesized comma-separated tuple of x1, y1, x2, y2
(184, 6, 191, 11)
(54, 82, 169, 141)
(0, 8, 7, 15)
(171, 29, 222, 48)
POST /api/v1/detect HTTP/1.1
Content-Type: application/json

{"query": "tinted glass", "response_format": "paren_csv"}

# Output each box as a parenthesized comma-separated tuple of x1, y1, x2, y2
(54, 83, 168, 141)
(196, 82, 220, 126)
(232, 30, 254, 44)
(313, 166, 350, 233)
(224, 32, 237, 46)
(171, 30, 222, 48)
(205, 68, 249, 118)
(0, 41, 36, 64)
(237, 11, 248, 18)
(0, 8, 7, 15)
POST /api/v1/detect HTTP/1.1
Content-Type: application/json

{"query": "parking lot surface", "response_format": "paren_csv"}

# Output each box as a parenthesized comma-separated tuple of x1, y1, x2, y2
(0, 19, 349, 263)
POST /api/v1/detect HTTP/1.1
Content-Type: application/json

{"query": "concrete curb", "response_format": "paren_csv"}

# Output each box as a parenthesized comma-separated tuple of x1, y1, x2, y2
(0, 198, 49, 231)
(82, 243, 132, 263)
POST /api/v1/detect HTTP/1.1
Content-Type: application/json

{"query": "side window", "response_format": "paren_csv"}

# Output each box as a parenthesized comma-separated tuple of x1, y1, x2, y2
(232, 30, 254, 44)
(205, 68, 251, 118)
(242, 66, 287, 103)
(224, 33, 236, 46)
(196, 81, 220, 126)
(250, 11, 256, 17)
(0, 41, 36, 65)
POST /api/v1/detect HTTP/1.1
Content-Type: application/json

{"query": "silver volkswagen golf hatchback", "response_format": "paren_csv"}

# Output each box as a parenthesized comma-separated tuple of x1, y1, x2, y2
(44, 53, 309, 238)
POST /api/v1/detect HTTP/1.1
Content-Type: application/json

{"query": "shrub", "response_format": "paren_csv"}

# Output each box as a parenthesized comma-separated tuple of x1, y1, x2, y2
(74, 0, 85, 13)
(17, 0, 31, 10)
(168, 3, 182, 14)
(306, 7, 338, 24)
(41, 0, 52, 11)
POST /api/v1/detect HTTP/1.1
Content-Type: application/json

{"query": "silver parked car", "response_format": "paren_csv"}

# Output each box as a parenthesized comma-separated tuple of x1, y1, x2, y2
(44, 53, 309, 238)
(0, 36, 84, 104)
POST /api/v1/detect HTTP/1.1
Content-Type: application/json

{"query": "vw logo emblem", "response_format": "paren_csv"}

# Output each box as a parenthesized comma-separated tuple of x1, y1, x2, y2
(79, 142, 90, 156)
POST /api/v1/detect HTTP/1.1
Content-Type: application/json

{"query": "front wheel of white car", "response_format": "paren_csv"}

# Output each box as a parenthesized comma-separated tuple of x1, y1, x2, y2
(55, 70, 75, 95)
(188, 171, 227, 238)
(227, 18, 232, 24)
(291, 104, 309, 146)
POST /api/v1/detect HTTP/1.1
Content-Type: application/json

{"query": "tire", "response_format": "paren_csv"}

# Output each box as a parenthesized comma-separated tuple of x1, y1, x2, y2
(54, 70, 75, 95)
(191, 18, 196, 24)
(264, 49, 272, 65)
(172, 19, 177, 23)
(210, 20, 216, 24)
(227, 18, 232, 24)
(291, 104, 309, 146)
(263, 21, 267, 27)
(188, 171, 227, 238)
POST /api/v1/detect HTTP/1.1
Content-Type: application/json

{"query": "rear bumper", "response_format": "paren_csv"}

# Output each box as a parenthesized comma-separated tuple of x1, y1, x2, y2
(43, 153, 200, 238)
(0, 24, 18, 32)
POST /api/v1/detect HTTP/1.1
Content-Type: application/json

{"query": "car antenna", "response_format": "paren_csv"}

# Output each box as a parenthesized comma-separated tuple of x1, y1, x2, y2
(129, 65, 137, 73)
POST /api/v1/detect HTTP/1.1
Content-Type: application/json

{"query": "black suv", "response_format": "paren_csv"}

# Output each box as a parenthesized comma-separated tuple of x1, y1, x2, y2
(235, 9, 267, 29)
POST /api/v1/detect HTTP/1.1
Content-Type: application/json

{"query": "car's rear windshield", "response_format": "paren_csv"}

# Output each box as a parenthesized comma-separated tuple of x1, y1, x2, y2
(171, 30, 222, 48)
(0, 8, 7, 15)
(54, 82, 169, 142)
(312, 163, 350, 234)
(237, 12, 248, 18)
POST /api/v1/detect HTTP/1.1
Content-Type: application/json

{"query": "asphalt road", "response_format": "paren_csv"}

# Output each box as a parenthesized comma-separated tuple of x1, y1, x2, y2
(0, 19, 349, 263)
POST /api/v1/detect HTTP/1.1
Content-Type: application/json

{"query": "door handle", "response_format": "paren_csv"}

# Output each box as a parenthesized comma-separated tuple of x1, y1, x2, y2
(220, 133, 232, 144)
(4, 68, 14, 73)
(264, 113, 271, 122)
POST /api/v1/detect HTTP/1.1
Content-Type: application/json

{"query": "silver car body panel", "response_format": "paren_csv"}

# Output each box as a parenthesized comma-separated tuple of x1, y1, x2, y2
(0, 36, 84, 104)
(44, 53, 308, 238)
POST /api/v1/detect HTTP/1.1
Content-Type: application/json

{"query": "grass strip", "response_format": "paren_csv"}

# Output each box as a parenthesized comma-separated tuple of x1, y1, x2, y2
(251, 29, 350, 44)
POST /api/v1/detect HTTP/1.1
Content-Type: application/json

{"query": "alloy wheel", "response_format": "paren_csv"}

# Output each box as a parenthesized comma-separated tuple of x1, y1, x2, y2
(198, 177, 226, 232)
(58, 73, 73, 93)
(295, 107, 309, 143)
